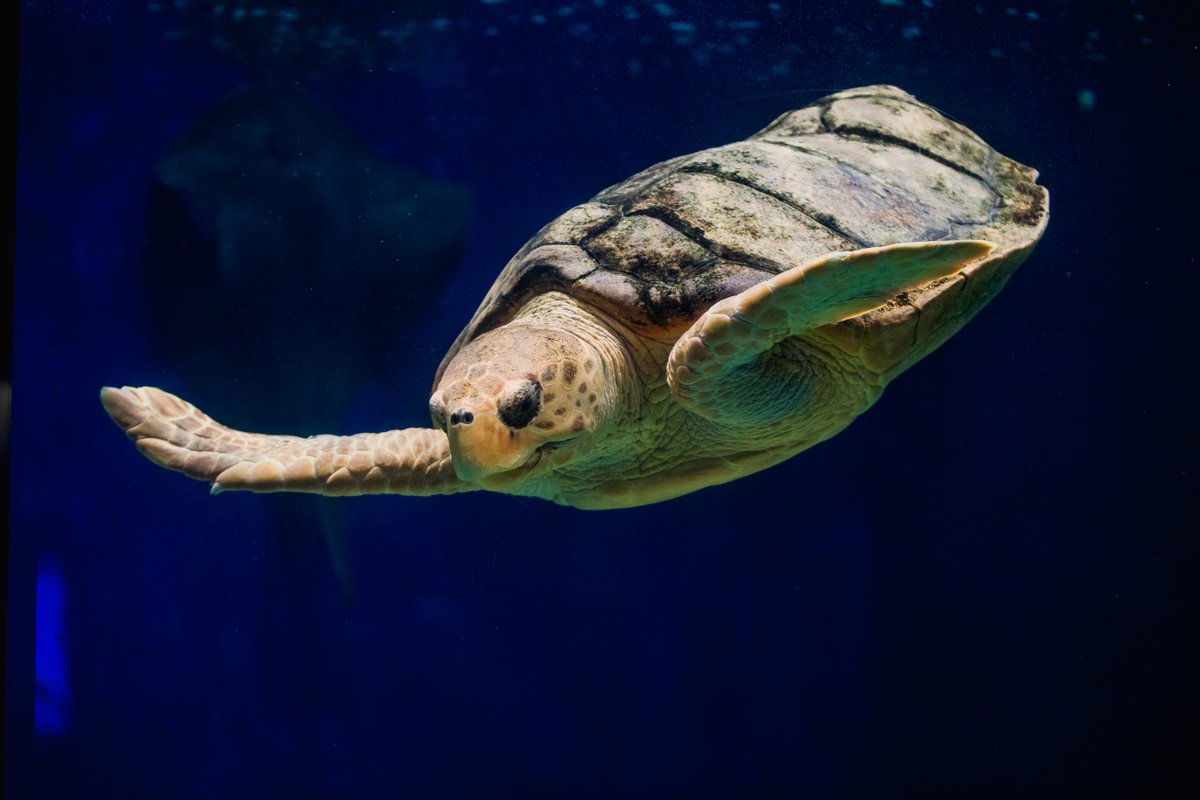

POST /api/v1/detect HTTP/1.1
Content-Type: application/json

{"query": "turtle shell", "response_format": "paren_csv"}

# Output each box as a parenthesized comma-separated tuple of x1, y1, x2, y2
(436, 85, 1048, 386)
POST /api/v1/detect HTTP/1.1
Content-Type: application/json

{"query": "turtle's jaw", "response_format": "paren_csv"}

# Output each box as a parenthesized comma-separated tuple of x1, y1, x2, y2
(447, 412, 546, 485)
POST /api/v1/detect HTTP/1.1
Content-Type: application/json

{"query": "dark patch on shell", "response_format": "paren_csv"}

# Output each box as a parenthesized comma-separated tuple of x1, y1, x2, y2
(994, 159, 1046, 226)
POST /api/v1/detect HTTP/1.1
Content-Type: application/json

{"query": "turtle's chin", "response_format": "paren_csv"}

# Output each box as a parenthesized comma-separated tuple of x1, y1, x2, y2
(474, 444, 557, 491)
(448, 413, 575, 487)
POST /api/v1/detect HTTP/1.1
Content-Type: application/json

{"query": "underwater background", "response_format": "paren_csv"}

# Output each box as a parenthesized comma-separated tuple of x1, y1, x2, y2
(8, 1, 1196, 797)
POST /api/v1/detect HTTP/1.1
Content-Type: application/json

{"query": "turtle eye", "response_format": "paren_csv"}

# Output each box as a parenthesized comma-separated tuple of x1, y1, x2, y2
(429, 398, 448, 432)
(497, 380, 542, 429)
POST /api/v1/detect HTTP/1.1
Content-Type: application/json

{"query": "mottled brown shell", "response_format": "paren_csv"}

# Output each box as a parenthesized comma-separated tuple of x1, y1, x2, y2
(437, 85, 1048, 385)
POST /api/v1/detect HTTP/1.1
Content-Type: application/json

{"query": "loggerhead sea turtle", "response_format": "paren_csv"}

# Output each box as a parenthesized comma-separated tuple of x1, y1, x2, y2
(102, 85, 1048, 510)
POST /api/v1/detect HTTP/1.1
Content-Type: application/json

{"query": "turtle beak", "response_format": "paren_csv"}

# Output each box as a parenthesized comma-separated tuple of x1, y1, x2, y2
(446, 411, 537, 483)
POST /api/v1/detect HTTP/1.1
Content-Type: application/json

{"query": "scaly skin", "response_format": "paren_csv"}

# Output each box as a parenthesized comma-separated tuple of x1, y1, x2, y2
(100, 386, 466, 496)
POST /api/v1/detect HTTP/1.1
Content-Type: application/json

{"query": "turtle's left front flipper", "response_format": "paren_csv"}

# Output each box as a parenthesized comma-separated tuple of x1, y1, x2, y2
(101, 386, 469, 496)
(666, 241, 995, 424)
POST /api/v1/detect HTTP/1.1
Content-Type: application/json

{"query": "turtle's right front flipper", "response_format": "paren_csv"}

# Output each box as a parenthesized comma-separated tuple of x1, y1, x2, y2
(666, 241, 996, 425)
(100, 386, 470, 496)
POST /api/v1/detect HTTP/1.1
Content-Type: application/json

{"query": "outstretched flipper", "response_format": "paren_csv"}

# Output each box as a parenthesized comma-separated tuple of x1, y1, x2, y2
(667, 241, 995, 423)
(100, 386, 468, 496)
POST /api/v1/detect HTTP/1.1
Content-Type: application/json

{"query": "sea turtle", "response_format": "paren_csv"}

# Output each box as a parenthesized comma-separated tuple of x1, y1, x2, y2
(102, 85, 1048, 510)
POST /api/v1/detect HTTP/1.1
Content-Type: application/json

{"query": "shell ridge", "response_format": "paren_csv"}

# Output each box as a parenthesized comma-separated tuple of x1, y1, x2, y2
(573, 205, 626, 248)
(812, 89, 1002, 184)
(821, 89, 995, 149)
(676, 163, 868, 248)
(622, 206, 785, 276)
(753, 138, 997, 227)
(827, 122, 993, 187)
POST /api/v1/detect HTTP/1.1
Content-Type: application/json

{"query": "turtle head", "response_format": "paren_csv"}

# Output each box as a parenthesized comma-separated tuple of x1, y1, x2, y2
(430, 312, 618, 487)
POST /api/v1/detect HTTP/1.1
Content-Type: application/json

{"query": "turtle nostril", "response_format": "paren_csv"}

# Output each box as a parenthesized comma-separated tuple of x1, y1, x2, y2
(450, 409, 474, 426)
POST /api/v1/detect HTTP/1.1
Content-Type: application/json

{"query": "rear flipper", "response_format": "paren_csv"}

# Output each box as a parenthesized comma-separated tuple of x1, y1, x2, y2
(100, 386, 467, 496)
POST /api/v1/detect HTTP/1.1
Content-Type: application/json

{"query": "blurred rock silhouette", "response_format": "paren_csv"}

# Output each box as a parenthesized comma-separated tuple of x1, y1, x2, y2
(146, 83, 469, 433)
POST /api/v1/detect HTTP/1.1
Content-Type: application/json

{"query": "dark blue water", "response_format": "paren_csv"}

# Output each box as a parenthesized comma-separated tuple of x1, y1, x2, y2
(9, 1, 1196, 797)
